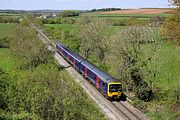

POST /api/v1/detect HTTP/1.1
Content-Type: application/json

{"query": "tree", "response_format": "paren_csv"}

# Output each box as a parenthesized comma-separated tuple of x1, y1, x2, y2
(109, 25, 161, 101)
(9, 25, 51, 69)
(76, 15, 111, 62)
(58, 10, 80, 18)
(162, 0, 180, 45)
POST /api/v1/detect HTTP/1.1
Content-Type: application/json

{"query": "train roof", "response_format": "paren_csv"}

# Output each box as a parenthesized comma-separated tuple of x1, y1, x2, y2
(81, 61, 118, 83)
(57, 43, 85, 62)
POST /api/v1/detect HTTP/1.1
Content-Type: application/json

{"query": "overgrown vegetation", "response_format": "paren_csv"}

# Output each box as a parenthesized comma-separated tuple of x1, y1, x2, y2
(0, 16, 20, 23)
(0, 24, 105, 120)
(162, 0, 180, 45)
(57, 10, 80, 18)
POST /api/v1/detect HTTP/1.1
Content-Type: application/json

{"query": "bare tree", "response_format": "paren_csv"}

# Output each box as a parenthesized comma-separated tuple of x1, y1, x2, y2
(76, 15, 112, 62)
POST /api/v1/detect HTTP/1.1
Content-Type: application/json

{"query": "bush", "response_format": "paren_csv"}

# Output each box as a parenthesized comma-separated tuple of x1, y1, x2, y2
(58, 10, 80, 18)
(0, 37, 10, 48)
(2, 64, 105, 120)
(162, 15, 180, 45)
(0, 68, 11, 110)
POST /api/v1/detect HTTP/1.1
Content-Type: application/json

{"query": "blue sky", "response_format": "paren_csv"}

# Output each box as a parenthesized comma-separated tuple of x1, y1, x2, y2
(0, 0, 170, 10)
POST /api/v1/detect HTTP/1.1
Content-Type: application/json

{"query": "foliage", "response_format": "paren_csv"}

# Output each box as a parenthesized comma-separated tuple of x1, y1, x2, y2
(0, 37, 10, 48)
(9, 25, 51, 69)
(0, 68, 10, 110)
(162, 0, 180, 45)
(76, 15, 112, 61)
(90, 8, 121, 12)
(0, 63, 105, 120)
(0, 16, 19, 23)
(162, 15, 180, 45)
(109, 25, 161, 101)
(45, 24, 75, 32)
(58, 10, 80, 18)
(0, 23, 105, 119)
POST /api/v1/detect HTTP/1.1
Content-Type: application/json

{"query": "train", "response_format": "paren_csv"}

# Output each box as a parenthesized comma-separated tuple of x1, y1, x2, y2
(56, 43, 125, 100)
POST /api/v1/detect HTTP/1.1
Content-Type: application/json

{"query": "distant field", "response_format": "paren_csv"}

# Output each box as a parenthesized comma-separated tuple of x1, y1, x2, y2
(0, 23, 16, 38)
(96, 9, 172, 20)
(98, 8, 172, 14)
(45, 24, 75, 32)
(0, 12, 20, 16)
(96, 14, 171, 20)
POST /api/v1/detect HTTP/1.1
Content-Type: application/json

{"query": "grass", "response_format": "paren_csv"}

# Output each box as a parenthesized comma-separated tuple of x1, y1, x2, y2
(0, 23, 16, 38)
(155, 43, 180, 88)
(45, 24, 75, 32)
(0, 23, 16, 71)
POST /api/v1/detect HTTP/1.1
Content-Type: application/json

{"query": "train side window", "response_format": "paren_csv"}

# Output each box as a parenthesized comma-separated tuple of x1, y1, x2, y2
(81, 65, 85, 72)
(88, 71, 92, 78)
(102, 82, 105, 87)
(70, 57, 73, 63)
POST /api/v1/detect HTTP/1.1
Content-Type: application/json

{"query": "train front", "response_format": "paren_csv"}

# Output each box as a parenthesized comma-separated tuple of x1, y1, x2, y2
(108, 82, 122, 100)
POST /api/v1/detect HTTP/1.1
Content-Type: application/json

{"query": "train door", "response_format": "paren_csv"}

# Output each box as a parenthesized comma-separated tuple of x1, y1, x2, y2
(85, 67, 88, 78)
(67, 53, 70, 61)
(96, 76, 100, 89)
(73, 59, 76, 68)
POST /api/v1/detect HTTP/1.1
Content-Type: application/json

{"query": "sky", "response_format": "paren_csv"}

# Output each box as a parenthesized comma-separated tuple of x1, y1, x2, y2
(0, 0, 171, 10)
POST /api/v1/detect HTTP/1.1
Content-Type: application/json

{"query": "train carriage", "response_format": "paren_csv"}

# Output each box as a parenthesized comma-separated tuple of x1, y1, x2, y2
(56, 43, 123, 100)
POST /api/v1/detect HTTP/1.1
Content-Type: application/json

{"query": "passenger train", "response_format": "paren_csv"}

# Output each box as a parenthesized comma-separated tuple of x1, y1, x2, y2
(56, 43, 124, 100)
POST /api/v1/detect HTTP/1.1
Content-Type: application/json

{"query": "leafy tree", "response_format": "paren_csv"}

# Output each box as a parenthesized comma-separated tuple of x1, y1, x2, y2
(109, 25, 161, 101)
(9, 25, 51, 69)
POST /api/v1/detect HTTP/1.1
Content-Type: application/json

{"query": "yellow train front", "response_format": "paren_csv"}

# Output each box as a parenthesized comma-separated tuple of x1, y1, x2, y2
(107, 82, 122, 100)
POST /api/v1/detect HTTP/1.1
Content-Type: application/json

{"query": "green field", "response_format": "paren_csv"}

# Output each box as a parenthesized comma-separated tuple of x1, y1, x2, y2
(0, 23, 16, 70)
(96, 14, 171, 20)
(0, 23, 16, 38)
(0, 12, 20, 16)
(45, 24, 75, 32)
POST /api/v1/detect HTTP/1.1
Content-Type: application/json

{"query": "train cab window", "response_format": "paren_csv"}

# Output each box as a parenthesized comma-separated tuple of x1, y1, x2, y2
(109, 84, 122, 92)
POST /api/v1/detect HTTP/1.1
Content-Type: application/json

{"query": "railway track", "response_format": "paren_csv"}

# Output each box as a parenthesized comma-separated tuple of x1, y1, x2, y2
(111, 101, 143, 120)
(29, 21, 148, 120)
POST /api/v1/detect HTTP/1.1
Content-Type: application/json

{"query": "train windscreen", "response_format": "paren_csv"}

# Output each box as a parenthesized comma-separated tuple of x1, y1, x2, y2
(109, 84, 122, 92)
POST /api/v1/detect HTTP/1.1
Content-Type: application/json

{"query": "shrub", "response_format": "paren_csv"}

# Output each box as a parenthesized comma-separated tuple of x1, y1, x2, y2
(0, 37, 10, 48)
